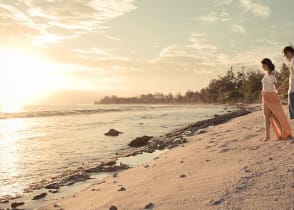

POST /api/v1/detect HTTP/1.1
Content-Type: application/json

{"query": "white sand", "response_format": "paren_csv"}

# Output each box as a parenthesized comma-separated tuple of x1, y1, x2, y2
(40, 109, 294, 210)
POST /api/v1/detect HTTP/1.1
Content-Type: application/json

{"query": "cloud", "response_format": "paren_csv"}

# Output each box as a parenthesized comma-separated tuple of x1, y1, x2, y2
(231, 24, 246, 34)
(214, 0, 234, 5)
(198, 11, 231, 23)
(240, 0, 271, 18)
(0, 0, 137, 45)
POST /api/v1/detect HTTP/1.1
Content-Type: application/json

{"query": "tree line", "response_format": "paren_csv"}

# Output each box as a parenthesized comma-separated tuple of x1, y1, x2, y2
(96, 64, 290, 104)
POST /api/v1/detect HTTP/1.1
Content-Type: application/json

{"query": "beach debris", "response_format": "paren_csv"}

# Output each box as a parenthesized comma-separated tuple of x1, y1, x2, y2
(32, 192, 47, 200)
(11, 201, 25, 208)
(105, 129, 122, 136)
(109, 205, 118, 210)
(118, 186, 126, 191)
(128, 135, 153, 147)
(144, 202, 155, 210)
(196, 129, 206, 134)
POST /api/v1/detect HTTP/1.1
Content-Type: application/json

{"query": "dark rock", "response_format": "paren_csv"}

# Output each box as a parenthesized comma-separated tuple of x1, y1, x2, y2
(109, 206, 118, 210)
(45, 183, 60, 189)
(128, 136, 153, 147)
(269, 157, 273, 160)
(180, 174, 186, 178)
(32, 192, 47, 200)
(118, 186, 126, 191)
(105, 129, 122, 136)
(144, 202, 155, 209)
(11, 201, 25, 208)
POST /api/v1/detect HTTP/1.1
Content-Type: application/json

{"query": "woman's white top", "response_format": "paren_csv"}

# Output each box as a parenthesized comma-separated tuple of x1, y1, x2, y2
(262, 74, 277, 92)
(289, 57, 294, 93)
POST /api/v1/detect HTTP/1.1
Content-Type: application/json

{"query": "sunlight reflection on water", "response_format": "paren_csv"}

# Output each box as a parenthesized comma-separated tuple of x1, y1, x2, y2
(0, 118, 26, 196)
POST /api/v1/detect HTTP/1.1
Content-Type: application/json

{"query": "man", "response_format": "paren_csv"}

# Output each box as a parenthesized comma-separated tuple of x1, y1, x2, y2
(283, 46, 294, 119)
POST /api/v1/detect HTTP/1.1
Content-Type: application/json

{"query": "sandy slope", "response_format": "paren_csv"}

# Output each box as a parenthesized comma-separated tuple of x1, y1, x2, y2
(40, 108, 294, 210)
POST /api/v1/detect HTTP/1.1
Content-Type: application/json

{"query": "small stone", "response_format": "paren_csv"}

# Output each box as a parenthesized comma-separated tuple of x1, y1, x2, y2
(128, 135, 153, 147)
(269, 157, 273, 160)
(0, 199, 9, 203)
(109, 205, 118, 210)
(210, 198, 223, 205)
(118, 186, 126, 191)
(144, 202, 155, 209)
(144, 164, 150, 168)
(11, 201, 25, 208)
(32, 192, 47, 200)
(49, 189, 59, 194)
(180, 160, 184, 163)
(180, 174, 186, 178)
(105, 129, 122, 136)
(196, 129, 206, 134)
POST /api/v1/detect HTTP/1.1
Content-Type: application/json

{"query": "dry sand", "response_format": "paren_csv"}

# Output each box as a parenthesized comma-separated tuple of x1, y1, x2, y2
(40, 107, 294, 210)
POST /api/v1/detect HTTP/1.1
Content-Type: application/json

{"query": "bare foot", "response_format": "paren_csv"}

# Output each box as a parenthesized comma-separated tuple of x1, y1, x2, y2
(262, 137, 270, 142)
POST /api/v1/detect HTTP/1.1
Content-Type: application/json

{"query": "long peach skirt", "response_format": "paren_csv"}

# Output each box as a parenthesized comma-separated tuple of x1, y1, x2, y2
(262, 92, 292, 140)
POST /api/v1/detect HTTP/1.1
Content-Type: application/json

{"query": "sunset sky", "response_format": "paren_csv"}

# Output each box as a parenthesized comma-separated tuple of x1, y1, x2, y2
(0, 0, 293, 106)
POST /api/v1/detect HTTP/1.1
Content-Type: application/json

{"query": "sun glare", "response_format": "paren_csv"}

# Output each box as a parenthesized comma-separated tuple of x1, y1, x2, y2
(0, 48, 56, 113)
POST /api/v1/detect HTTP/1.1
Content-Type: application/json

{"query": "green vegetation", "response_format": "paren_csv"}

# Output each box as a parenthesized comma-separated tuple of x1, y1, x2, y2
(97, 65, 290, 104)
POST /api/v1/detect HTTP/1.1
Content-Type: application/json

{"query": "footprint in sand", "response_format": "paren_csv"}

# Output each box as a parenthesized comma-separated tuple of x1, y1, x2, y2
(244, 134, 258, 140)
(219, 148, 230, 153)
(218, 144, 227, 148)
(205, 145, 212, 149)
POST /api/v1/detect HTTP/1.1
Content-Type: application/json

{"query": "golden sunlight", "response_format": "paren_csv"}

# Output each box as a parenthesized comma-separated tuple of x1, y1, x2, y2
(0, 49, 56, 113)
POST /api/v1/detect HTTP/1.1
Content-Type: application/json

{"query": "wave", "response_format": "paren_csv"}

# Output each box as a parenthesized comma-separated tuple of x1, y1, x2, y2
(0, 108, 127, 119)
(0, 104, 190, 120)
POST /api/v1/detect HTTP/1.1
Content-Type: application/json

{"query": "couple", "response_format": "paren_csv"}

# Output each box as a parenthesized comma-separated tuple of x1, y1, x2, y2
(261, 46, 294, 141)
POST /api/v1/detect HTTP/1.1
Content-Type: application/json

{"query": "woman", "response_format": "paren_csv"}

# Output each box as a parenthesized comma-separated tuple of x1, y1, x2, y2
(261, 58, 292, 141)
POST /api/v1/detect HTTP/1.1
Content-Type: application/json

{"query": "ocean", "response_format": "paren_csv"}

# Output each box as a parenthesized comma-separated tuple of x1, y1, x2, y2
(0, 104, 234, 200)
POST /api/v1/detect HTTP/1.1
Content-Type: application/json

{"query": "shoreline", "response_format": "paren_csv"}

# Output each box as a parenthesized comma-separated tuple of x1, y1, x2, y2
(0, 105, 258, 210)
(38, 104, 294, 210)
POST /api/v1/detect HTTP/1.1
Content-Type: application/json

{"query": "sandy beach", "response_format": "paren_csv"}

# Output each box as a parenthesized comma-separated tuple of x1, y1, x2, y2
(36, 106, 294, 210)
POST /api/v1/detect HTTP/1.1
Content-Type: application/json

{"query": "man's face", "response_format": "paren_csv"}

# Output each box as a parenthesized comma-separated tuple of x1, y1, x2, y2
(285, 51, 293, 61)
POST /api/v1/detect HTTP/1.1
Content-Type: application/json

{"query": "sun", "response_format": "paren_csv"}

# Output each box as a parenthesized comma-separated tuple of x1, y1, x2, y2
(0, 48, 56, 113)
